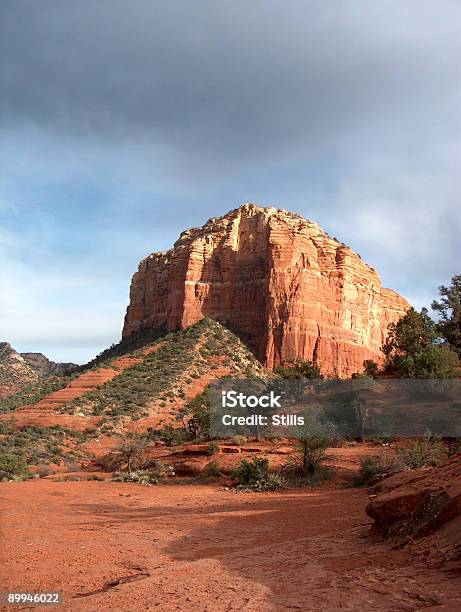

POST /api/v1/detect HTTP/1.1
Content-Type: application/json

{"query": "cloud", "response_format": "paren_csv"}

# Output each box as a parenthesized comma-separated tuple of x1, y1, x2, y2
(1, 1, 459, 173)
(0, 1, 460, 360)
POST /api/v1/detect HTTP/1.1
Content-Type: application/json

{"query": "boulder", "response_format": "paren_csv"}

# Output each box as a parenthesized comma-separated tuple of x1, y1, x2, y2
(366, 454, 461, 559)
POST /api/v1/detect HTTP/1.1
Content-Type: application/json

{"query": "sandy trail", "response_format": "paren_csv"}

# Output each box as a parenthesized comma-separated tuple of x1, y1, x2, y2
(1, 481, 460, 611)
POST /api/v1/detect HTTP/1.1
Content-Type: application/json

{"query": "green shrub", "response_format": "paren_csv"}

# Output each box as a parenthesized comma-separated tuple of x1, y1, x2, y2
(231, 457, 269, 486)
(0, 452, 29, 480)
(112, 461, 174, 485)
(355, 454, 403, 486)
(0, 424, 89, 469)
(398, 433, 446, 469)
(291, 437, 330, 474)
(36, 464, 52, 478)
(148, 460, 174, 479)
(363, 359, 379, 377)
(112, 470, 159, 485)
(231, 458, 287, 491)
(185, 390, 210, 439)
(448, 438, 461, 457)
(275, 358, 323, 380)
(249, 472, 287, 491)
(0, 375, 76, 414)
(66, 463, 81, 472)
(207, 441, 220, 455)
(153, 425, 191, 446)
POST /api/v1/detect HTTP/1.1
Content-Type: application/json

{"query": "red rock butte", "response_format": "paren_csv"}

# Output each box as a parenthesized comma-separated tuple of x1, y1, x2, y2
(123, 204, 409, 377)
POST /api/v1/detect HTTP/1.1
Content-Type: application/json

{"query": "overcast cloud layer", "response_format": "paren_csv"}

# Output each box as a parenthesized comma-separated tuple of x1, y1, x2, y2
(1, 1, 460, 362)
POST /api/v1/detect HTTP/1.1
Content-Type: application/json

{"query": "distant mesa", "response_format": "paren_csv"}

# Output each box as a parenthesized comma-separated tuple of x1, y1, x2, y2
(123, 203, 409, 377)
(20, 352, 78, 378)
(0, 342, 77, 400)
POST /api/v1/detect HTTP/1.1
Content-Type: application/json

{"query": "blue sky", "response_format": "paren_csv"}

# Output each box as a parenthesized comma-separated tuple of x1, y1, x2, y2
(1, 1, 460, 363)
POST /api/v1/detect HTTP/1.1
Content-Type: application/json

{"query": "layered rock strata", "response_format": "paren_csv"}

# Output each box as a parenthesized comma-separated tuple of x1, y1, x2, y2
(123, 204, 409, 377)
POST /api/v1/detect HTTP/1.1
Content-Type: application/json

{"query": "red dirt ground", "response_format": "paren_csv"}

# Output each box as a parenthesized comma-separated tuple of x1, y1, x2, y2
(1, 480, 460, 611)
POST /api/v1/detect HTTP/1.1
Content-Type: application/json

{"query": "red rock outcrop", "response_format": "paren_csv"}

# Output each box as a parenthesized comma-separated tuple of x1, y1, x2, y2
(366, 454, 461, 560)
(123, 204, 409, 377)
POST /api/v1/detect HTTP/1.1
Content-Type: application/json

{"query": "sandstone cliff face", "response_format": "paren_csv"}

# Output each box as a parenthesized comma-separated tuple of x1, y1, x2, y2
(123, 204, 409, 377)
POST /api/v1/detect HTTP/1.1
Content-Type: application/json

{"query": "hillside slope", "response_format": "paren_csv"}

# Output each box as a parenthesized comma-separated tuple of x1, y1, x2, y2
(61, 318, 266, 431)
(1, 319, 266, 432)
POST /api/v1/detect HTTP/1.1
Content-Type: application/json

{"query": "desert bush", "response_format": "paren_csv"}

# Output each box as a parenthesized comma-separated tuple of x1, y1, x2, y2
(0, 452, 29, 480)
(152, 425, 191, 446)
(398, 433, 446, 469)
(291, 437, 330, 474)
(112, 461, 174, 485)
(0, 421, 13, 434)
(363, 359, 379, 377)
(185, 390, 210, 439)
(275, 358, 323, 380)
(207, 441, 220, 455)
(112, 470, 159, 485)
(115, 434, 148, 473)
(249, 472, 287, 491)
(231, 458, 287, 491)
(0, 424, 88, 468)
(0, 375, 76, 414)
(231, 457, 269, 485)
(355, 454, 403, 486)
(149, 460, 174, 479)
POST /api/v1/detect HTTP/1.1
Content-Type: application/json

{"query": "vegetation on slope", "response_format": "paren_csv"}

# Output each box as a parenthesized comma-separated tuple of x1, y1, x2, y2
(61, 318, 266, 421)
(0, 374, 78, 414)
(0, 421, 92, 479)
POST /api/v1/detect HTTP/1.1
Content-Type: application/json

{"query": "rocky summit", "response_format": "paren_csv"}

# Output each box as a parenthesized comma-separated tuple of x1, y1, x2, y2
(0, 343, 77, 400)
(0, 342, 38, 399)
(20, 352, 78, 377)
(123, 204, 409, 377)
